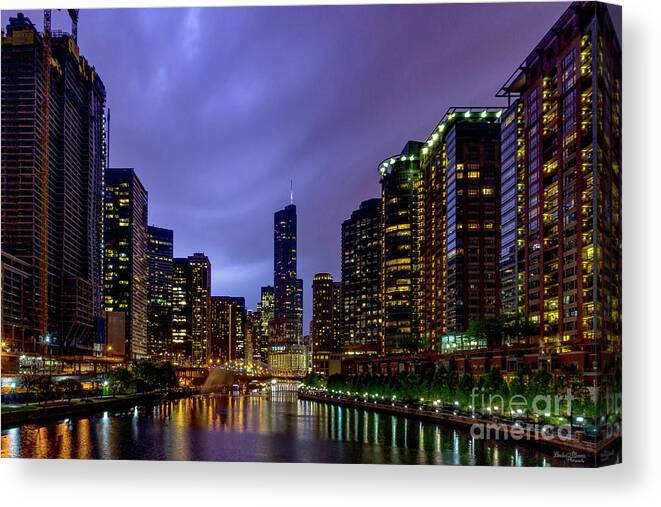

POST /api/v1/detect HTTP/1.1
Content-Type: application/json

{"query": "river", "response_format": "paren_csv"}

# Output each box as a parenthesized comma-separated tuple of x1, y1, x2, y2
(1, 386, 581, 465)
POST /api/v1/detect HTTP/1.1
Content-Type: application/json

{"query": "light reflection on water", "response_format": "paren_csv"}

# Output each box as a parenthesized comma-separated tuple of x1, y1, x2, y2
(1, 391, 586, 465)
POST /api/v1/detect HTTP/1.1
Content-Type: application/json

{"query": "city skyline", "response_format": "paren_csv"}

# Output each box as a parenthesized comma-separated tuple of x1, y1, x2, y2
(1, 1, 622, 467)
(1, 3, 623, 332)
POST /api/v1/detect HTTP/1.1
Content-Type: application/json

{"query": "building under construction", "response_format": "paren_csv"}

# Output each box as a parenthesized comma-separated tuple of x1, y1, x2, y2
(1, 12, 106, 353)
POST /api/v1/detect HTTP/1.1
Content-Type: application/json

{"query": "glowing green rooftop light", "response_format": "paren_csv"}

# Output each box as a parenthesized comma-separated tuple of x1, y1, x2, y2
(432, 133, 439, 141)
(438, 123, 445, 132)
(496, 109, 503, 118)
(464, 110, 471, 118)
(422, 147, 428, 155)
(481, 110, 487, 118)
(400, 155, 406, 161)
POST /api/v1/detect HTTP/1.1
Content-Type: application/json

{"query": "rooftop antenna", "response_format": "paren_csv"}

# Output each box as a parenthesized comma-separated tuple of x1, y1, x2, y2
(290, 178, 294, 205)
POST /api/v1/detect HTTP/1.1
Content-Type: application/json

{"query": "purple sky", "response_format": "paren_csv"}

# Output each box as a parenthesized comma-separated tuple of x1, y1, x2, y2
(2, 3, 621, 334)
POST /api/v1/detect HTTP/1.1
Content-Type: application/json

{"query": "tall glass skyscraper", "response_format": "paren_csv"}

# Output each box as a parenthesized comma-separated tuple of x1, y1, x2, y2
(271, 203, 306, 376)
(273, 204, 303, 345)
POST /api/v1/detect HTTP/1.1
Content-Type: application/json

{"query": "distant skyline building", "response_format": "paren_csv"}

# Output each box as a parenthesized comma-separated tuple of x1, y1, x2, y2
(498, 1, 621, 353)
(311, 273, 337, 374)
(171, 257, 193, 363)
(210, 296, 246, 362)
(273, 204, 303, 344)
(147, 226, 173, 358)
(379, 141, 423, 355)
(188, 253, 211, 366)
(271, 203, 306, 376)
(1, 13, 106, 353)
(245, 310, 262, 363)
(341, 198, 382, 356)
(257, 285, 274, 363)
(103, 168, 148, 358)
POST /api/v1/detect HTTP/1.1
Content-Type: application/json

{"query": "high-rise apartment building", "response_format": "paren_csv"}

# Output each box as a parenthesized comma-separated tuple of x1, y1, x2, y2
(147, 226, 173, 358)
(2, 14, 106, 353)
(419, 108, 502, 351)
(103, 168, 148, 358)
(341, 198, 382, 356)
(497, 1, 621, 353)
(378, 141, 423, 355)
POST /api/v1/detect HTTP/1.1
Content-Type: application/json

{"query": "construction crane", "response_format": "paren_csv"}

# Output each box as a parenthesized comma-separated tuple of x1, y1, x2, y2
(38, 9, 80, 337)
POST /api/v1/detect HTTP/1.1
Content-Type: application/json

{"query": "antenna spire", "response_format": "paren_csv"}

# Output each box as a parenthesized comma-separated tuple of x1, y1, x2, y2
(290, 178, 294, 205)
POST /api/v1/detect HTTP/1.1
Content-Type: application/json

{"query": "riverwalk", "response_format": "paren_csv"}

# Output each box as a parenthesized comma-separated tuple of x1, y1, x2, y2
(298, 390, 621, 466)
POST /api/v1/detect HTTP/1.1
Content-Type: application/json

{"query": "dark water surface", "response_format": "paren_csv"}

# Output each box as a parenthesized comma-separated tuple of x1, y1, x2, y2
(2, 389, 572, 465)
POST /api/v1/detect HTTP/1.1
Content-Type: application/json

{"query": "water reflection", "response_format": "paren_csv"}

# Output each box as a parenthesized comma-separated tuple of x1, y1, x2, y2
(1, 391, 601, 465)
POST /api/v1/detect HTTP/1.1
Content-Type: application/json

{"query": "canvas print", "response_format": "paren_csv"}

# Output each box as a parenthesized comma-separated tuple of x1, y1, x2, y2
(0, 2, 621, 467)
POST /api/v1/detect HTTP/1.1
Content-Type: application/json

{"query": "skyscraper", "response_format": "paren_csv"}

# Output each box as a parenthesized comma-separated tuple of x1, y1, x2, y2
(210, 296, 246, 362)
(271, 203, 306, 376)
(188, 253, 211, 366)
(273, 204, 303, 344)
(341, 198, 382, 356)
(103, 168, 148, 358)
(497, 1, 621, 353)
(171, 257, 193, 363)
(420, 108, 502, 352)
(378, 141, 423, 355)
(2, 13, 106, 353)
(147, 226, 173, 358)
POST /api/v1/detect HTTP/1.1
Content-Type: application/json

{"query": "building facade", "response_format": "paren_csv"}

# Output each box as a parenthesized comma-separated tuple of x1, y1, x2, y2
(341, 198, 382, 357)
(498, 1, 621, 354)
(378, 141, 423, 355)
(2, 13, 106, 353)
(419, 108, 502, 350)
(147, 226, 173, 358)
(103, 168, 148, 358)
(499, 101, 527, 324)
